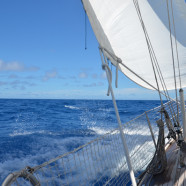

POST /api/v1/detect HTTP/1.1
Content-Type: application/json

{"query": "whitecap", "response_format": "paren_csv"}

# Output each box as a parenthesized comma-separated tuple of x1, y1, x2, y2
(64, 105, 80, 110)
(9, 130, 47, 137)
(89, 127, 112, 135)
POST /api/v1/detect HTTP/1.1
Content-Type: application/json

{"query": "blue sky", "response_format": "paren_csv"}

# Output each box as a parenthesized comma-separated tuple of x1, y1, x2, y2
(0, 0, 176, 100)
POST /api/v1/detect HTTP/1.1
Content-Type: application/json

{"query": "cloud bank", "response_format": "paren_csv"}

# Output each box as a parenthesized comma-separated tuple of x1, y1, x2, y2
(0, 60, 39, 72)
(43, 70, 58, 81)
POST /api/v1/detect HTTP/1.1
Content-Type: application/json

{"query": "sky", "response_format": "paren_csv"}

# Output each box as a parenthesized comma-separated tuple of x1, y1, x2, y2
(0, 0, 181, 100)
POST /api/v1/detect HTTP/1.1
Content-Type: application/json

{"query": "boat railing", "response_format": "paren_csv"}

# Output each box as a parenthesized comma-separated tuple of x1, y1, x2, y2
(2, 100, 182, 186)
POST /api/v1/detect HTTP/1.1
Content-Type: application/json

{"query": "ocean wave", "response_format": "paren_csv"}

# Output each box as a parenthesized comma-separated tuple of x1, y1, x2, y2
(64, 105, 80, 110)
(0, 134, 126, 185)
(89, 127, 112, 135)
(9, 130, 53, 137)
(0, 136, 94, 184)
(0, 99, 161, 185)
(97, 108, 113, 112)
(1, 128, 156, 185)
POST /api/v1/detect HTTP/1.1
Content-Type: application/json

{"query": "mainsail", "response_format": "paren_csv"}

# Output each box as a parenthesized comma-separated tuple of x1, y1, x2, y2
(82, 0, 186, 90)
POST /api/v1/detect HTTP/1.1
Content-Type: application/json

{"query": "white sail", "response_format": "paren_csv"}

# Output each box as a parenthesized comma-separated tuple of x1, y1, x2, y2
(82, 0, 186, 90)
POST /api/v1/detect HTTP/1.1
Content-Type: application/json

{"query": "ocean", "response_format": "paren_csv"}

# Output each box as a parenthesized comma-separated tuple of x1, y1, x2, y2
(0, 99, 162, 184)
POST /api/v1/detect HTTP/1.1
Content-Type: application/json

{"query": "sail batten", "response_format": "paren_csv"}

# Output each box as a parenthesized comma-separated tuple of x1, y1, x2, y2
(82, 0, 186, 91)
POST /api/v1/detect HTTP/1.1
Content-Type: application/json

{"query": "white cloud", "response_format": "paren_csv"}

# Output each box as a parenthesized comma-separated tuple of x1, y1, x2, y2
(92, 73, 97, 79)
(79, 72, 88, 79)
(0, 60, 39, 72)
(8, 74, 19, 79)
(83, 82, 104, 87)
(25, 76, 37, 79)
(43, 70, 58, 81)
(0, 81, 7, 86)
(113, 88, 159, 100)
(0, 79, 36, 90)
(101, 72, 106, 79)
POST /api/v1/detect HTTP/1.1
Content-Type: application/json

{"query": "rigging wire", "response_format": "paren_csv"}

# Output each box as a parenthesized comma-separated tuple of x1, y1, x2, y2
(170, 0, 181, 125)
(85, 10, 87, 50)
(166, 0, 180, 123)
(132, 1, 165, 96)
(102, 45, 180, 127)
(102, 46, 177, 103)
(133, 0, 179, 122)
(133, 0, 164, 108)
(170, 0, 182, 89)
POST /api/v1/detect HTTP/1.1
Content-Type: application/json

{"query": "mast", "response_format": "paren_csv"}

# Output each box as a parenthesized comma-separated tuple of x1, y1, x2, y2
(179, 89, 186, 141)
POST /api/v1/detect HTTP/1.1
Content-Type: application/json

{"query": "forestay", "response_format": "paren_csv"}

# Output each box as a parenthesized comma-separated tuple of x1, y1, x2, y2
(82, 0, 186, 90)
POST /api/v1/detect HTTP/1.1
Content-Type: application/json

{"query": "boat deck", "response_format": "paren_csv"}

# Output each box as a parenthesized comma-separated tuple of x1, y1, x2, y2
(174, 141, 186, 186)
(142, 141, 186, 186)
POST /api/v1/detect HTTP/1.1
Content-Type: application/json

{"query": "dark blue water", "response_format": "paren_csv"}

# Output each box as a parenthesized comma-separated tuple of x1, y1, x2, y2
(0, 99, 161, 183)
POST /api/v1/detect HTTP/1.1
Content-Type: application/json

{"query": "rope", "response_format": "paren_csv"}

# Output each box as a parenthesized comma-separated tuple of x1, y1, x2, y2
(170, 0, 182, 89)
(102, 49, 112, 96)
(162, 108, 177, 141)
(85, 10, 87, 50)
(146, 119, 167, 175)
(100, 46, 178, 104)
(100, 44, 179, 179)
(3, 99, 180, 186)
(101, 47, 180, 132)
(115, 62, 119, 88)
(133, 0, 164, 109)
(133, 0, 181, 123)
(166, 0, 180, 123)
(100, 48, 137, 186)
(170, 0, 182, 126)
(100, 0, 180, 126)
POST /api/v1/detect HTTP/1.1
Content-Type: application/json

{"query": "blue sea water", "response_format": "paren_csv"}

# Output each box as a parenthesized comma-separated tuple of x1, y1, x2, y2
(0, 99, 161, 183)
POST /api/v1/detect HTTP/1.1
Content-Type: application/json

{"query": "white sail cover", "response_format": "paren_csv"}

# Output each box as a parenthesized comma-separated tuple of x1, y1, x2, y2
(82, 0, 186, 90)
